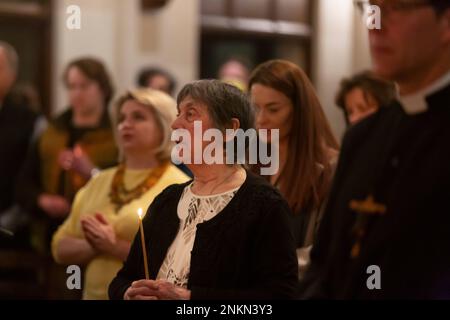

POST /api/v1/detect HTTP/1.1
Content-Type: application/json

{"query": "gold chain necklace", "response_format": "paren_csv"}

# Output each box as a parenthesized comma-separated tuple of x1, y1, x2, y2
(109, 161, 169, 211)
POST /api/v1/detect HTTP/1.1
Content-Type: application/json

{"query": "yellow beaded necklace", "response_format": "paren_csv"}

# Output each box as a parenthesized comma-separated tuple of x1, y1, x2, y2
(109, 161, 169, 211)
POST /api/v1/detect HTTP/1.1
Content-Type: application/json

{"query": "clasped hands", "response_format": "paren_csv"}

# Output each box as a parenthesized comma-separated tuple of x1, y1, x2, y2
(81, 212, 116, 256)
(124, 279, 191, 300)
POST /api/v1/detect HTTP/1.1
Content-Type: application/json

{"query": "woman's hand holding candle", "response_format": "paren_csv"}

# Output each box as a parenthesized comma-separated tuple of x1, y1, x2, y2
(124, 279, 191, 300)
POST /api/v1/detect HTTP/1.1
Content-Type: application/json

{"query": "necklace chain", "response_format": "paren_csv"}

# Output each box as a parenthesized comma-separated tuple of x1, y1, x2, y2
(194, 167, 241, 195)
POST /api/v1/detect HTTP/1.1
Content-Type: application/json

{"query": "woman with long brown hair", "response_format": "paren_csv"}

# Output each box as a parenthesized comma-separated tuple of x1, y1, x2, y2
(249, 59, 339, 276)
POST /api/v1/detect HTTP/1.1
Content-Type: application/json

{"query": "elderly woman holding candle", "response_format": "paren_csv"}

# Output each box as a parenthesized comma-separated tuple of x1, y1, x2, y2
(51, 89, 190, 300)
(109, 79, 298, 300)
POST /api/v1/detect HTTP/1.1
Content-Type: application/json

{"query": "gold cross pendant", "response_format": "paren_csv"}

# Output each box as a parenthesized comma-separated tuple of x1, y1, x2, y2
(348, 194, 386, 259)
(349, 194, 386, 215)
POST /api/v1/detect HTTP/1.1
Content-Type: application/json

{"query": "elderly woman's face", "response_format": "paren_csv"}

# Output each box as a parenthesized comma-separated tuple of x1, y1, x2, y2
(117, 99, 162, 155)
(171, 95, 216, 161)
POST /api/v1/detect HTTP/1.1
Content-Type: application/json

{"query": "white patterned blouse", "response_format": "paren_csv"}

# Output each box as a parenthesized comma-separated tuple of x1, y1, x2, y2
(156, 182, 241, 287)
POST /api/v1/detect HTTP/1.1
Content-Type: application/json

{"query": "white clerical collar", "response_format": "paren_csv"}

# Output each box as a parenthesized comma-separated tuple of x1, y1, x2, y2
(397, 70, 450, 115)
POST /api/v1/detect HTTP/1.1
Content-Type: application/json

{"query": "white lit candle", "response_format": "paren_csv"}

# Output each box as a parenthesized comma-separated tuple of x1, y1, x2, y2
(137, 208, 149, 280)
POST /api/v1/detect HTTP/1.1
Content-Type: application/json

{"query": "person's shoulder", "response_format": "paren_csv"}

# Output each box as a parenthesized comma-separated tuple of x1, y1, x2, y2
(240, 171, 288, 208)
(94, 166, 118, 178)
(16, 104, 38, 119)
(243, 170, 272, 189)
(244, 170, 277, 191)
(152, 174, 191, 206)
(1, 96, 37, 121)
(68, 167, 117, 205)
(40, 110, 68, 136)
(163, 164, 192, 184)
(232, 172, 291, 228)
(82, 166, 118, 189)
(38, 111, 76, 145)
(341, 102, 402, 152)
(351, 101, 401, 132)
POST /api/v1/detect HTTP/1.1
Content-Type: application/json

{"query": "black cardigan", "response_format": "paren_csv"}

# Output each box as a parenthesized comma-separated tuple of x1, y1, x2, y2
(109, 171, 299, 300)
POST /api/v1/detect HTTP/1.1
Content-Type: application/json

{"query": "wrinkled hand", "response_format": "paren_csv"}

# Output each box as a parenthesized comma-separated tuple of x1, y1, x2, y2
(124, 279, 191, 300)
(81, 213, 116, 255)
(38, 194, 71, 218)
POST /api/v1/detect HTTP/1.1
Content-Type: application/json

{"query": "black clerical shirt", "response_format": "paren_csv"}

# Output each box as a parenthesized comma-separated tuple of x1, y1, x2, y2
(300, 72, 450, 299)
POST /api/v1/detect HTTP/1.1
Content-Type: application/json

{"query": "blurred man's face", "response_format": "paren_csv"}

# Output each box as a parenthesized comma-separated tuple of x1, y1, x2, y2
(369, 2, 450, 87)
(147, 74, 171, 95)
(0, 49, 16, 101)
(219, 61, 249, 92)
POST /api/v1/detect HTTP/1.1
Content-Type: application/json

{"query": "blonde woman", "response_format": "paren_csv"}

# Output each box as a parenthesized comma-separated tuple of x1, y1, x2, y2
(51, 89, 190, 299)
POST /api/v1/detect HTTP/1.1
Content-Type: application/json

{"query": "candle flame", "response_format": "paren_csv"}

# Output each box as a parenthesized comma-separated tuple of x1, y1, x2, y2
(137, 208, 143, 220)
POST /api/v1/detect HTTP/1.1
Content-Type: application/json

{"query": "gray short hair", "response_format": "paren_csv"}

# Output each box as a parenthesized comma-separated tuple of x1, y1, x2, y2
(0, 41, 19, 73)
(177, 79, 255, 165)
(177, 79, 254, 133)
